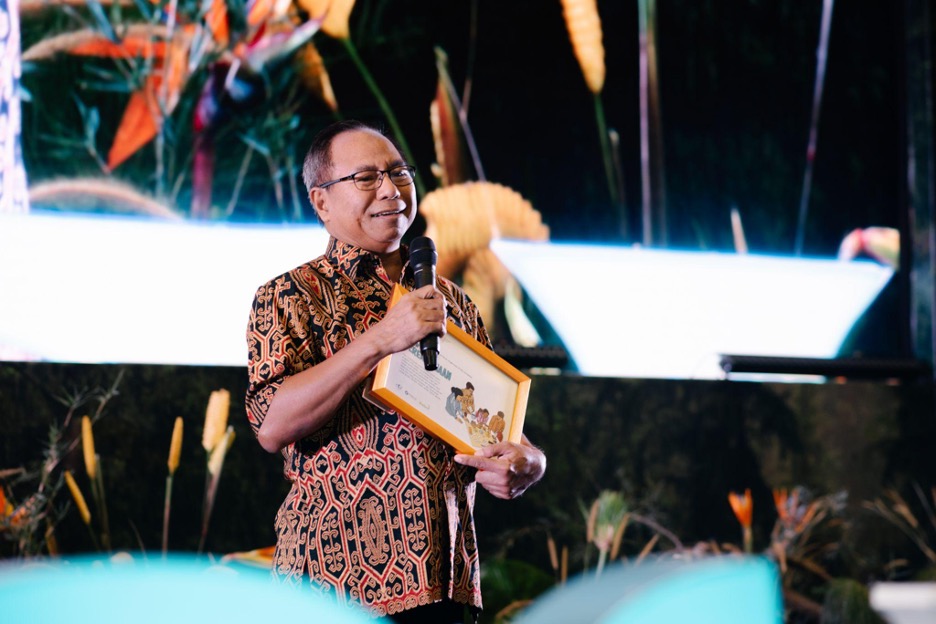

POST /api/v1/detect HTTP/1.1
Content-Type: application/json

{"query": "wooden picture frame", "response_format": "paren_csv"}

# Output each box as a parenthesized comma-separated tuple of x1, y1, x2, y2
(363, 285, 530, 454)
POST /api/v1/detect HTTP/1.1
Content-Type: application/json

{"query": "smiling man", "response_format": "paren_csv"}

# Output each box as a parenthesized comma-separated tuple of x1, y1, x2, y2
(245, 120, 546, 624)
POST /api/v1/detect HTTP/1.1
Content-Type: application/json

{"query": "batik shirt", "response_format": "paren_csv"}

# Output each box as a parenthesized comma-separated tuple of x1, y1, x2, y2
(245, 236, 489, 618)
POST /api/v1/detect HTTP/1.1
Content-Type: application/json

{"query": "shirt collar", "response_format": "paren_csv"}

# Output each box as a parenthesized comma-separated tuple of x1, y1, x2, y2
(324, 236, 409, 281)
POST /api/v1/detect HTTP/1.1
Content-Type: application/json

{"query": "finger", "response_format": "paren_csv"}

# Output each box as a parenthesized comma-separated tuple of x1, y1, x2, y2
(422, 299, 446, 320)
(474, 468, 513, 487)
(485, 487, 513, 500)
(412, 284, 437, 299)
(474, 443, 512, 459)
(455, 453, 512, 474)
(474, 472, 512, 497)
(454, 453, 487, 470)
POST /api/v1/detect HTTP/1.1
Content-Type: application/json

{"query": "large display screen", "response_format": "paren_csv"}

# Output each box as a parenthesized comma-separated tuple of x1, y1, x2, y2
(0, 212, 329, 366)
(0, 212, 894, 380)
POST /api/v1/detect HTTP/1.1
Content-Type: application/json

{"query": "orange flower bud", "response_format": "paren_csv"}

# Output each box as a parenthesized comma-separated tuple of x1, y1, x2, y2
(728, 488, 753, 529)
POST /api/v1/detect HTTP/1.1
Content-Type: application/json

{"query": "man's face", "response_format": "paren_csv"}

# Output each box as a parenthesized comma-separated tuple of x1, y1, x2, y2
(310, 129, 416, 254)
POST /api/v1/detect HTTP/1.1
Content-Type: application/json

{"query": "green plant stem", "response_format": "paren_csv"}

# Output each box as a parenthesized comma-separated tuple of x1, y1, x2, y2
(342, 37, 425, 198)
(92, 455, 111, 552)
(743, 526, 753, 554)
(594, 94, 619, 208)
(162, 473, 174, 557)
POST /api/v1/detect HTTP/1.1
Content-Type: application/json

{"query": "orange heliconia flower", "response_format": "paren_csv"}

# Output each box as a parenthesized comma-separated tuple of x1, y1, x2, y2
(204, 0, 230, 47)
(61, 25, 193, 170)
(774, 487, 822, 534)
(246, 0, 278, 26)
(296, 0, 355, 39)
(728, 488, 753, 529)
(295, 42, 338, 112)
(0, 487, 12, 525)
(773, 488, 795, 525)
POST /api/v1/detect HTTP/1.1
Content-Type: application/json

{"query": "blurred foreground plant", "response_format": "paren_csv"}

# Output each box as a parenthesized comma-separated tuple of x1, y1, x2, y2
(863, 484, 936, 580)
(0, 371, 122, 557)
(583, 489, 629, 576)
(0, 377, 237, 559)
(768, 487, 848, 621)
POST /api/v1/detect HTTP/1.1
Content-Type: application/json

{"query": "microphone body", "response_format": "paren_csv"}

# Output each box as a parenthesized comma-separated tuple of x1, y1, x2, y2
(409, 237, 439, 371)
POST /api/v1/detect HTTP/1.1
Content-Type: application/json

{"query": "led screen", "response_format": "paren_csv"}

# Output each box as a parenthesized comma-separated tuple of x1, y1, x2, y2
(0, 212, 894, 380)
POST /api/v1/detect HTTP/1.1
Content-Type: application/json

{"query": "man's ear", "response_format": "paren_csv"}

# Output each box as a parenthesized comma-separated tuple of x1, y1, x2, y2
(309, 187, 329, 224)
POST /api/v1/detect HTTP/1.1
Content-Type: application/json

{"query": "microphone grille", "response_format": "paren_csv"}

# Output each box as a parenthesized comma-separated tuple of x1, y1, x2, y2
(410, 236, 437, 266)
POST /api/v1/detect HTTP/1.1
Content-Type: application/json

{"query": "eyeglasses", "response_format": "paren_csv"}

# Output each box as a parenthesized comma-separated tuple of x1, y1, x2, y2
(318, 165, 417, 191)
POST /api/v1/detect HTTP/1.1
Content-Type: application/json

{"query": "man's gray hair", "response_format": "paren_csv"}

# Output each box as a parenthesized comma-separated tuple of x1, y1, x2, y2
(301, 120, 390, 193)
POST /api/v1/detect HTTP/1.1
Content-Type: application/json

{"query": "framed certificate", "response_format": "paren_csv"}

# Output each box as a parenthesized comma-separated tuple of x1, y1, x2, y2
(363, 285, 530, 454)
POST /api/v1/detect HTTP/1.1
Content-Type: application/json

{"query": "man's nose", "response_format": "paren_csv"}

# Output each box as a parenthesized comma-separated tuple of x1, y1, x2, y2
(376, 172, 401, 198)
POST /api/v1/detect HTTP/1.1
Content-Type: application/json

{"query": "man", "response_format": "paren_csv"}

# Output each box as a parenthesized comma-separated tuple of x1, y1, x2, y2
(245, 120, 546, 623)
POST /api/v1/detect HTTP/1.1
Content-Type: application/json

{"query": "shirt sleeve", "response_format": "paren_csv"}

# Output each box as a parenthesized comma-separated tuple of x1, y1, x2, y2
(245, 272, 314, 440)
(438, 278, 493, 350)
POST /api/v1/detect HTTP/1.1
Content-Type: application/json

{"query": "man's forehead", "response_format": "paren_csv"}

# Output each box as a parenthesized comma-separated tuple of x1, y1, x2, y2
(329, 129, 402, 165)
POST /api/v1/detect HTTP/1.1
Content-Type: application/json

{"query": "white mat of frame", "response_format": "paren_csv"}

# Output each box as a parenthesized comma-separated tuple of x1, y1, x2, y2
(0, 212, 329, 366)
(491, 239, 895, 380)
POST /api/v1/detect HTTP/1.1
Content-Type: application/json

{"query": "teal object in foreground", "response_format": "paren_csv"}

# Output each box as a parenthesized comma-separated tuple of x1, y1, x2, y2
(514, 555, 783, 624)
(0, 554, 384, 623)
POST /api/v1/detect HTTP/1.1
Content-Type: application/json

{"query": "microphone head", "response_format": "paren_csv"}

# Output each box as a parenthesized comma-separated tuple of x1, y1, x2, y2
(409, 236, 437, 269)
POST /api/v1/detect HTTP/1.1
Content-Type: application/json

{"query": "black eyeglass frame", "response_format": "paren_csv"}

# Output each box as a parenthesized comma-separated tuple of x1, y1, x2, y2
(317, 165, 417, 190)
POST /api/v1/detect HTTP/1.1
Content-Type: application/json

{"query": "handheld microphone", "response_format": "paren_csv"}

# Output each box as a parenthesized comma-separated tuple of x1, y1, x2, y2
(409, 236, 439, 371)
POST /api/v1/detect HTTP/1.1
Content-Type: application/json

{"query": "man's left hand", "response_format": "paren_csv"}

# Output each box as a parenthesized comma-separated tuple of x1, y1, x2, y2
(454, 437, 546, 500)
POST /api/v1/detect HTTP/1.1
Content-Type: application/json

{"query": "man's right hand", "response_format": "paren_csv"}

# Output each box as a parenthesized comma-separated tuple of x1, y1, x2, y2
(258, 285, 447, 453)
(369, 284, 447, 357)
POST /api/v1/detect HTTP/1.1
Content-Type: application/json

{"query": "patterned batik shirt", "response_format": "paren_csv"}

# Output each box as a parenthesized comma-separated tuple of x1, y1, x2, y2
(245, 236, 490, 618)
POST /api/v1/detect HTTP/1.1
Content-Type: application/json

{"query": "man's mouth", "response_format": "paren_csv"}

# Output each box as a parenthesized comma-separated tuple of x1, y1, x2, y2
(373, 208, 405, 217)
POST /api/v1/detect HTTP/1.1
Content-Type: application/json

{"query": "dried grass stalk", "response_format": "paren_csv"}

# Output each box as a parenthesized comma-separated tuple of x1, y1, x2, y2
(167, 417, 184, 475)
(202, 389, 231, 453)
(81, 416, 97, 480)
(64, 470, 91, 525)
(560, 0, 605, 94)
